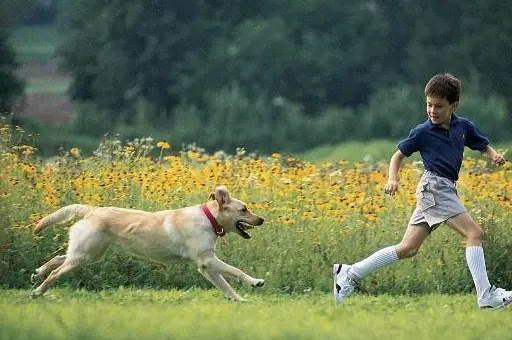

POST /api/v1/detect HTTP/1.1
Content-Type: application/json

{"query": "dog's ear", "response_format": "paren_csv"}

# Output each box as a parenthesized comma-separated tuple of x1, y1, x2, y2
(215, 185, 231, 206)
(208, 193, 216, 200)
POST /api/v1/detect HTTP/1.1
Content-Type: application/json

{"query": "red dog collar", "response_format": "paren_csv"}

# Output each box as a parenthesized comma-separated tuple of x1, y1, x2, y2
(200, 204, 226, 237)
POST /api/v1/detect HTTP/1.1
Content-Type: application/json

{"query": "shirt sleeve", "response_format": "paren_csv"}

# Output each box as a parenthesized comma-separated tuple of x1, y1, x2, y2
(397, 127, 421, 157)
(465, 120, 489, 151)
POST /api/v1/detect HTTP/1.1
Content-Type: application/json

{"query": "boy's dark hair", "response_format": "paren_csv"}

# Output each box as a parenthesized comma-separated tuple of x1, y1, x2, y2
(424, 73, 461, 104)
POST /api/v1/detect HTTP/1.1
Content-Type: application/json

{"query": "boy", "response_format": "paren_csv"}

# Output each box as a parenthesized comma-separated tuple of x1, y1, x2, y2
(333, 73, 511, 309)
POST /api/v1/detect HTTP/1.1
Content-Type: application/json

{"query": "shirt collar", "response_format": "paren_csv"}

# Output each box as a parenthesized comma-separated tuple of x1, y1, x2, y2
(428, 113, 460, 129)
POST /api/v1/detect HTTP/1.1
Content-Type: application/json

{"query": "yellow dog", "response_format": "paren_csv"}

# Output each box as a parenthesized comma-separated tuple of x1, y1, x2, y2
(31, 186, 265, 301)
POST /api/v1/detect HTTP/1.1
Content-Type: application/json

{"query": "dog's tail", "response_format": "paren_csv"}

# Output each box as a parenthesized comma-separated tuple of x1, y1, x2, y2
(34, 204, 92, 234)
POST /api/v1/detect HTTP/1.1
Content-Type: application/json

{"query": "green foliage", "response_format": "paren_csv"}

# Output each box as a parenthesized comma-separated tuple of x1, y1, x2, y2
(51, 0, 512, 152)
(357, 82, 511, 148)
(458, 76, 512, 140)
(1, 128, 511, 294)
(7, 1, 512, 153)
(0, 29, 24, 114)
(56, 0, 512, 115)
(0, 0, 32, 27)
(8, 24, 63, 62)
(172, 84, 316, 153)
(359, 85, 425, 140)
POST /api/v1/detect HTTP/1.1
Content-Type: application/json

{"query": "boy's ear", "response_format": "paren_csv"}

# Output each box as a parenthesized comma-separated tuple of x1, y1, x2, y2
(451, 101, 459, 112)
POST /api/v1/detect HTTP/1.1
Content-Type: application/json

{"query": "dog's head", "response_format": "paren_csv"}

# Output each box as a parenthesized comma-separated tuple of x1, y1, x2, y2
(210, 186, 264, 239)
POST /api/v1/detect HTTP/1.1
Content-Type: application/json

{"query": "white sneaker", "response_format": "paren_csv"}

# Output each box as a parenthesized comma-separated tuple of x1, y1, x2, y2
(478, 286, 512, 309)
(333, 264, 358, 304)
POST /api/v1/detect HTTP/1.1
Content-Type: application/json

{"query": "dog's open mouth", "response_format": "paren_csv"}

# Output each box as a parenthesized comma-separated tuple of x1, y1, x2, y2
(236, 221, 253, 239)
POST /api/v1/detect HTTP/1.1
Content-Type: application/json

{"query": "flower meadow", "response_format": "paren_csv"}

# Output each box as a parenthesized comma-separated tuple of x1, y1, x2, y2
(1, 123, 511, 294)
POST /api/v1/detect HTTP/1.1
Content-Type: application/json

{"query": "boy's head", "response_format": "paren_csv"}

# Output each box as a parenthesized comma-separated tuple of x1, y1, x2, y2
(424, 73, 461, 104)
(424, 73, 460, 126)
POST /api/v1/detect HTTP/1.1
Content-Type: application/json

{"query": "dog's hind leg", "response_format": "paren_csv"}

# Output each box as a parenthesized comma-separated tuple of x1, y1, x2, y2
(31, 255, 66, 283)
(198, 267, 245, 301)
(31, 220, 111, 298)
(31, 260, 78, 298)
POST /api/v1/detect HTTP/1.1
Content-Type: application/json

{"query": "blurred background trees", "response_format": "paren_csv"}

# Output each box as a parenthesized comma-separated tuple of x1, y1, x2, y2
(2, 0, 511, 154)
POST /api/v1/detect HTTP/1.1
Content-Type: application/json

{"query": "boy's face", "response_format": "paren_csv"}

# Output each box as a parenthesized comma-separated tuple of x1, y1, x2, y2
(426, 96, 458, 127)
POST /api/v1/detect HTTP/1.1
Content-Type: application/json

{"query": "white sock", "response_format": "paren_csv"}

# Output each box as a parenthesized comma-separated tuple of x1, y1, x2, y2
(466, 246, 491, 299)
(349, 246, 399, 279)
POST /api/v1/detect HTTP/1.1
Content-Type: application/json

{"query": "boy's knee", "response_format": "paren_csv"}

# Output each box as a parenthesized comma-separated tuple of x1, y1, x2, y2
(467, 225, 484, 243)
(396, 244, 420, 259)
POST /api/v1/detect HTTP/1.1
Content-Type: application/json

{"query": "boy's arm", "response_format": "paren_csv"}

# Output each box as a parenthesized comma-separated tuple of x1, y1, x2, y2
(384, 150, 406, 196)
(481, 145, 506, 165)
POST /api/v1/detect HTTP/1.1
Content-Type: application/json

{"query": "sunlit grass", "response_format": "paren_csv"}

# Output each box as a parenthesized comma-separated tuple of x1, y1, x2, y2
(0, 289, 511, 340)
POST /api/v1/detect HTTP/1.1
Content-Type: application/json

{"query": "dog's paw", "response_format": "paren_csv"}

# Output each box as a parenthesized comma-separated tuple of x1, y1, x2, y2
(252, 279, 264, 288)
(30, 290, 42, 299)
(227, 295, 247, 302)
(30, 273, 40, 284)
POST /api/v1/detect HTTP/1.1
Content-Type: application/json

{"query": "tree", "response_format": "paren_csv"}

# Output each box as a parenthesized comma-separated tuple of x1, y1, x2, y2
(58, 0, 512, 152)
(60, 0, 237, 121)
(59, 0, 401, 119)
(0, 30, 24, 115)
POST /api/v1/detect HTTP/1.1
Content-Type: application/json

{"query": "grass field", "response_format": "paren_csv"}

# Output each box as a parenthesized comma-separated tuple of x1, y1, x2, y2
(24, 77, 71, 95)
(299, 139, 512, 163)
(0, 289, 510, 340)
(9, 25, 63, 62)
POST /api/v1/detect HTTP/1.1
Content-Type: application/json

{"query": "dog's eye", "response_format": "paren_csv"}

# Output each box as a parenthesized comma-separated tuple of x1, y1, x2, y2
(240, 207, 248, 212)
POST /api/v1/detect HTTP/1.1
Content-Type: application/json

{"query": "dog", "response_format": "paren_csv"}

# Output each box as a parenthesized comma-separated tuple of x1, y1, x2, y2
(30, 185, 265, 301)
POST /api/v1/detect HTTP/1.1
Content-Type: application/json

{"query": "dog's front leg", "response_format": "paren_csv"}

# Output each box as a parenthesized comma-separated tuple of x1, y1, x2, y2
(203, 256, 265, 288)
(197, 267, 245, 301)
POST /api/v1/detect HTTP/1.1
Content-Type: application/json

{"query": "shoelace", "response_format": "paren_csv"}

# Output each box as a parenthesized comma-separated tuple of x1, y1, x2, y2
(336, 276, 358, 295)
(496, 287, 512, 301)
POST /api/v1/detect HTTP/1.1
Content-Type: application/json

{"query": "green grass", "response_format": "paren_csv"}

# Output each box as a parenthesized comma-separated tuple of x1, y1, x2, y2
(0, 289, 510, 340)
(297, 139, 404, 163)
(9, 25, 63, 62)
(25, 77, 70, 94)
(298, 139, 512, 163)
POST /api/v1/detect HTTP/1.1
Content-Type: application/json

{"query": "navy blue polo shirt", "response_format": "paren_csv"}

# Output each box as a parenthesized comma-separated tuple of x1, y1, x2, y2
(397, 114, 489, 181)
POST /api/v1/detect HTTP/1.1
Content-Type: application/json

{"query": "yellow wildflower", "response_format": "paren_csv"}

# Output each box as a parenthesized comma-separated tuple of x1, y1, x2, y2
(157, 141, 171, 149)
(70, 148, 81, 156)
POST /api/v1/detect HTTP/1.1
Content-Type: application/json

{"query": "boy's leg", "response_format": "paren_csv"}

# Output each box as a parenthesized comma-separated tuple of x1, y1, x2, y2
(350, 222, 430, 278)
(446, 212, 512, 308)
(446, 212, 489, 298)
(334, 222, 430, 304)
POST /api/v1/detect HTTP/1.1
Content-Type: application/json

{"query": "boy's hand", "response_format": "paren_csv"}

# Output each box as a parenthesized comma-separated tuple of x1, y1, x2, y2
(483, 146, 507, 165)
(492, 153, 506, 166)
(384, 180, 399, 196)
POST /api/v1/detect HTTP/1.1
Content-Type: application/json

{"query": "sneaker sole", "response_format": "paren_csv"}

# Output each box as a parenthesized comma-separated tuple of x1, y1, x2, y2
(480, 299, 512, 310)
(332, 264, 341, 302)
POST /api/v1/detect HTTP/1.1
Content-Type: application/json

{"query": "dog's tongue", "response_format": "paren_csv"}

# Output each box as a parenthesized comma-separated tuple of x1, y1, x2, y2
(236, 223, 251, 239)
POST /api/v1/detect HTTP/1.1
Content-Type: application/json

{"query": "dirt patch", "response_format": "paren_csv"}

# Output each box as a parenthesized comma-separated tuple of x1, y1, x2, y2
(16, 60, 74, 123)
(17, 93, 73, 123)
(17, 60, 67, 78)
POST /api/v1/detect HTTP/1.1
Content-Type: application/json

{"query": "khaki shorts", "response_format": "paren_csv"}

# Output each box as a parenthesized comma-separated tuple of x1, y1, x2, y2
(408, 170, 466, 232)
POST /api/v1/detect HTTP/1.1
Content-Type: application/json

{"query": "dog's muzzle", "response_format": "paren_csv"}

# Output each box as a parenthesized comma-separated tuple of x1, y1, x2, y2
(236, 218, 264, 239)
